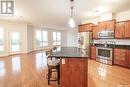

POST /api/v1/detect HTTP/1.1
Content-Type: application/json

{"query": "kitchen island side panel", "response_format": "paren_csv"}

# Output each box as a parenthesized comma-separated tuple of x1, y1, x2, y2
(60, 58, 88, 87)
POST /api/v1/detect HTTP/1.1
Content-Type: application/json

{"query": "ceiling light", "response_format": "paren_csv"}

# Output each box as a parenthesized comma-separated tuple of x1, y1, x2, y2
(68, 0, 75, 28)
(69, 18, 75, 28)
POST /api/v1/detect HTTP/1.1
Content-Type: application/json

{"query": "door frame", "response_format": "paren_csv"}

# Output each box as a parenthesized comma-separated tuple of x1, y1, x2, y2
(8, 31, 22, 55)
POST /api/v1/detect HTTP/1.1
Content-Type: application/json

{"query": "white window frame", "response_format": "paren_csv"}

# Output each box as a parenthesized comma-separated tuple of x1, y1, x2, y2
(35, 30, 48, 48)
(42, 31, 48, 46)
(53, 32, 61, 45)
(35, 30, 42, 48)
(0, 27, 4, 52)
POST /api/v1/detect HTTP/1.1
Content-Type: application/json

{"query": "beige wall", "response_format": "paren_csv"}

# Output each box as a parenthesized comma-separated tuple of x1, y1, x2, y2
(116, 10, 130, 22)
(67, 29, 78, 47)
(27, 25, 34, 52)
(0, 20, 28, 56)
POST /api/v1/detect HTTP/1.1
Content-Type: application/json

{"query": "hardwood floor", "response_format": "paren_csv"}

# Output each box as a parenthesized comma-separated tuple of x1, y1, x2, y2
(0, 51, 130, 87)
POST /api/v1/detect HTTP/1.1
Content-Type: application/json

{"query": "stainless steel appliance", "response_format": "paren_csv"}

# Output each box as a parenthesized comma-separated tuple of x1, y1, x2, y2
(78, 32, 92, 56)
(78, 32, 92, 49)
(98, 30, 114, 39)
(96, 47, 113, 65)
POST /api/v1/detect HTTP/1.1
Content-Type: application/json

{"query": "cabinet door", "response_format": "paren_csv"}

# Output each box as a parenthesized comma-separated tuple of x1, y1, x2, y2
(99, 22, 106, 32)
(114, 49, 127, 66)
(124, 21, 130, 38)
(82, 24, 93, 31)
(78, 25, 83, 32)
(60, 58, 88, 87)
(83, 24, 90, 31)
(115, 22, 125, 38)
(91, 46, 96, 60)
(127, 50, 130, 67)
(92, 26, 99, 38)
(106, 20, 115, 31)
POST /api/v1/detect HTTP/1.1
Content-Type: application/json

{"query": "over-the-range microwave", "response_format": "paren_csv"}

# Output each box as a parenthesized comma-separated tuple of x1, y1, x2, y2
(98, 30, 114, 39)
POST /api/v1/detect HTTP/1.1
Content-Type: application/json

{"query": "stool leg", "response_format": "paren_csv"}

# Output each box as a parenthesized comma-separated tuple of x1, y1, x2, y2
(58, 65, 60, 85)
(48, 67, 50, 85)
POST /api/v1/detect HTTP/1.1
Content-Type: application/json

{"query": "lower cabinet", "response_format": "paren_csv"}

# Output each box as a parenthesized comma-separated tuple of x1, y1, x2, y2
(91, 46, 96, 60)
(127, 50, 130, 67)
(114, 48, 127, 67)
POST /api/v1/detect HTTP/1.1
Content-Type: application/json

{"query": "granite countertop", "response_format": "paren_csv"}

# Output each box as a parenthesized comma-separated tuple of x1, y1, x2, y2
(48, 47, 89, 59)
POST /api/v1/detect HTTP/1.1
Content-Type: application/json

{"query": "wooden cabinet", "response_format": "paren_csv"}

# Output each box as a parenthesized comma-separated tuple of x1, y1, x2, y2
(115, 22, 125, 38)
(98, 22, 106, 31)
(78, 25, 84, 32)
(98, 19, 115, 32)
(92, 25, 99, 39)
(115, 20, 130, 38)
(124, 21, 130, 38)
(106, 20, 115, 31)
(127, 50, 130, 67)
(114, 48, 127, 66)
(78, 23, 94, 32)
(60, 58, 88, 87)
(91, 46, 96, 60)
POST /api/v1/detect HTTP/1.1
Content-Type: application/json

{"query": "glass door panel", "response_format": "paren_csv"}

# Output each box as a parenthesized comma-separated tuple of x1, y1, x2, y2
(0, 28, 4, 52)
(11, 32, 20, 52)
(36, 30, 42, 47)
(42, 31, 48, 46)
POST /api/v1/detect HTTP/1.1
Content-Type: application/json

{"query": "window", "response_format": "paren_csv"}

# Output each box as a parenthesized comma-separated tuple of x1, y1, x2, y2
(42, 31, 48, 46)
(53, 32, 61, 45)
(36, 30, 42, 47)
(11, 32, 20, 52)
(35, 30, 48, 47)
(0, 28, 4, 52)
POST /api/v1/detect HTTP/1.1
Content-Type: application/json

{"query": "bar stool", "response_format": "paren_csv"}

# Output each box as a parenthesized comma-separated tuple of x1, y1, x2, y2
(45, 48, 60, 85)
(47, 59, 60, 85)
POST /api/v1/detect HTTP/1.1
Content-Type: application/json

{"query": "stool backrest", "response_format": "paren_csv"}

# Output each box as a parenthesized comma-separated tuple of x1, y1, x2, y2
(45, 50, 52, 56)
(53, 47, 57, 51)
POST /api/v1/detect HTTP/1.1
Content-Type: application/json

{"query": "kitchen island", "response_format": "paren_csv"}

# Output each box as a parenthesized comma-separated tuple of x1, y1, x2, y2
(49, 47, 89, 87)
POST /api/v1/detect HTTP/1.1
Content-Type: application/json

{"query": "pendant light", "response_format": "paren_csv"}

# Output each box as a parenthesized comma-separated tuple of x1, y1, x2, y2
(69, 0, 75, 28)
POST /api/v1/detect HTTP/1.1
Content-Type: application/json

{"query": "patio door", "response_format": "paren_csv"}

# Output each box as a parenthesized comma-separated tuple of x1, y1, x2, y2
(9, 32, 21, 55)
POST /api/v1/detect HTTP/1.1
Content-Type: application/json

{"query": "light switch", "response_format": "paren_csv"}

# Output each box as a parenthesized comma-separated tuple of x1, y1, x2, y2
(62, 59, 65, 64)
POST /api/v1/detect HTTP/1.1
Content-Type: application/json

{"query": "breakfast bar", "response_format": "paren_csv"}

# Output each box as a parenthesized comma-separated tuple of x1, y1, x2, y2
(49, 47, 89, 87)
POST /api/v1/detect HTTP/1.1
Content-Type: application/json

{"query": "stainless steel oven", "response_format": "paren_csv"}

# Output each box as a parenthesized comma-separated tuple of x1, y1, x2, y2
(96, 47, 113, 65)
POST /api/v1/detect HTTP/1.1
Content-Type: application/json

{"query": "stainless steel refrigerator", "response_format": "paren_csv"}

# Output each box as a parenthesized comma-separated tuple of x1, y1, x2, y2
(78, 32, 92, 50)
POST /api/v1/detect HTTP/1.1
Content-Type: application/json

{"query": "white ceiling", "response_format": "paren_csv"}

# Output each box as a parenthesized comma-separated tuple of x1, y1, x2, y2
(0, 0, 130, 29)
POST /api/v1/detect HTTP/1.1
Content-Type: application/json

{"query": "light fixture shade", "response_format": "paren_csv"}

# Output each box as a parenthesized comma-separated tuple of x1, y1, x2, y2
(69, 17, 75, 28)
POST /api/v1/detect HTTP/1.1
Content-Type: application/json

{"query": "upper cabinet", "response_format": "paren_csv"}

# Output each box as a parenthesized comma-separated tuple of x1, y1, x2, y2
(115, 22, 125, 38)
(98, 19, 115, 32)
(115, 20, 130, 38)
(92, 25, 99, 39)
(78, 23, 94, 32)
(124, 20, 130, 38)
